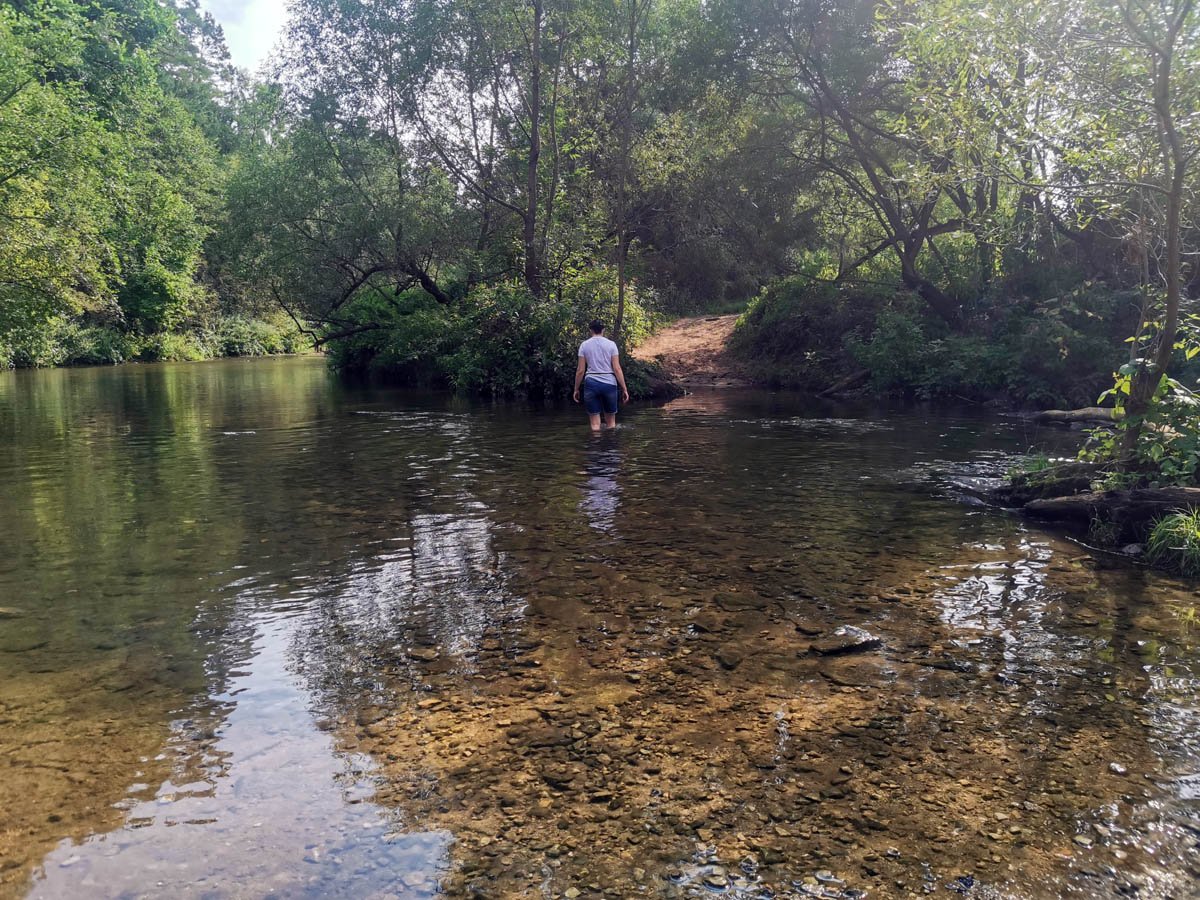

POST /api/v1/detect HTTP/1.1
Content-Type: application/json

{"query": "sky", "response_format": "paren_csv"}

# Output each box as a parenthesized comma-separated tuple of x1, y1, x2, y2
(201, 0, 290, 72)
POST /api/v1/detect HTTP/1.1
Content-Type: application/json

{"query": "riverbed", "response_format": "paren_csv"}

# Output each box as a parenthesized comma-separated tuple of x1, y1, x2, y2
(0, 356, 1197, 899)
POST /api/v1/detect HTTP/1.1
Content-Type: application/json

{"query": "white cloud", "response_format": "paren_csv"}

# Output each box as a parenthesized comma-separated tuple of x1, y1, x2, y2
(201, 0, 290, 72)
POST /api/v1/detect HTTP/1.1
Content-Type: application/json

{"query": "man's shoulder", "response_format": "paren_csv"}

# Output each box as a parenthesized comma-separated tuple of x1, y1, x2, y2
(604, 337, 619, 353)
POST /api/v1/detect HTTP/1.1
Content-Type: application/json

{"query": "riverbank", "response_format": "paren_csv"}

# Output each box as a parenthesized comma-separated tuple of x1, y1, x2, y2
(632, 314, 749, 388)
(0, 316, 310, 369)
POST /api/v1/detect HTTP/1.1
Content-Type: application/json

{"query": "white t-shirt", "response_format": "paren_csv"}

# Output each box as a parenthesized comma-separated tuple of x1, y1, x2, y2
(578, 335, 619, 385)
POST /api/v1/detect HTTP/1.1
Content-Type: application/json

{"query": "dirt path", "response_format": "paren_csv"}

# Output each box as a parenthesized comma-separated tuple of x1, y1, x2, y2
(633, 314, 748, 387)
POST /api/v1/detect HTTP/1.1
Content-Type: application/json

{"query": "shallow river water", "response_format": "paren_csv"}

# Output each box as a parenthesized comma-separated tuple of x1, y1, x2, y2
(1, 356, 1198, 899)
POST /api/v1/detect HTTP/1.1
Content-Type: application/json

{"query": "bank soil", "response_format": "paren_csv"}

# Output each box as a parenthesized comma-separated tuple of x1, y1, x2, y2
(634, 315, 748, 388)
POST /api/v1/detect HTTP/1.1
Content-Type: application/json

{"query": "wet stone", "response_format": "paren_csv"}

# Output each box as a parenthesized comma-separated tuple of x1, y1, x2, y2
(810, 627, 883, 657)
(716, 648, 744, 670)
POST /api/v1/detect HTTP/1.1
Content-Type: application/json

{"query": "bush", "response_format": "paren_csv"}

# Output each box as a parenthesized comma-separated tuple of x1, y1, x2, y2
(0, 314, 309, 368)
(1147, 510, 1200, 577)
(1080, 374, 1200, 488)
(209, 317, 308, 357)
(730, 277, 888, 388)
(844, 284, 1136, 406)
(136, 331, 207, 361)
(326, 269, 661, 398)
(0, 322, 69, 367)
(732, 271, 1137, 406)
(55, 324, 136, 365)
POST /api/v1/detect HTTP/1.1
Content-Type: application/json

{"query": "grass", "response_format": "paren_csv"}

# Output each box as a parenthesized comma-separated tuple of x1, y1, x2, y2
(1007, 454, 1055, 479)
(1146, 508, 1200, 577)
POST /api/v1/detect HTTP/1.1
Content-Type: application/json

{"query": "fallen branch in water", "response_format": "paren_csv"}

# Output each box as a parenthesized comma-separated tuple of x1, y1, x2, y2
(817, 369, 870, 398)
(1032, 407, 1122, 426)
(1024, 487, 1200, 542)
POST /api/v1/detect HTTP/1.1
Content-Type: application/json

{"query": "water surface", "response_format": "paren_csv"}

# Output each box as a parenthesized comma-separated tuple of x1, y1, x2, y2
(1, 357, 1198, 898)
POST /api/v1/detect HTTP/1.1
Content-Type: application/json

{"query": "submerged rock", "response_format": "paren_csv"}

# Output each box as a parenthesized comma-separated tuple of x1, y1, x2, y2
(716, 648, 744, 670)
(810, 626, 883, 656)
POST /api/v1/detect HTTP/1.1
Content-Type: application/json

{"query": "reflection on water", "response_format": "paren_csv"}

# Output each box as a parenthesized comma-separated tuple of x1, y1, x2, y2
(31, 614, 451, 899)
(580, 434, 622, 535)
(0, 362, 1198, 899)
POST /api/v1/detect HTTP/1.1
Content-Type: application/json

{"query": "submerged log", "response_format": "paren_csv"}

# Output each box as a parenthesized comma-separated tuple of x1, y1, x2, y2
(1033, 407, 1121, 426)
(817, 369, 869, 398)
(1024, 487, 1200, 541)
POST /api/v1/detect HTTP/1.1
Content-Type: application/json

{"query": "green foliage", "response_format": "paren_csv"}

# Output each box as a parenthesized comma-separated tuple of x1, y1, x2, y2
(136, 331, 207, 362)
(1008, 455, 1055, 478)
(733, 272, 1132, 406)
(846, 306, 934, 394)
(0, 317, 308, 369)
(730, 275, 887, 388)
(210, 317, 304, 357)
(0, 0, 223, 357)
(1081, 317, 1200, 487)
(841, 285, 1135, 405)
(1082, 375, 1200, 488)
(1146, 510, 1200, 577)
(326, 270, 659, 397)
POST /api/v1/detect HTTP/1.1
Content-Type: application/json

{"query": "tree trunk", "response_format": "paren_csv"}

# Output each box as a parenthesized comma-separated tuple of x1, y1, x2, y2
(899, 249, 960, 326)
(1119, 0, 1190, 462)
(614, 232, 628, 342)
(613, 0, 642, 343)
(523, 0, 544, 298)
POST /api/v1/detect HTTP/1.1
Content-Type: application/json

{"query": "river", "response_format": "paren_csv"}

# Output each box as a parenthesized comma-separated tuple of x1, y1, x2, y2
(0, 356, 1197, 899)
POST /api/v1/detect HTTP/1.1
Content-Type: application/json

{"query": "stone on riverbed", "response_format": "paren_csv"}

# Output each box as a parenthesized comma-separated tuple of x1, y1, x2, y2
(716, 648, 744, 670)
(810, 626, 883, 656)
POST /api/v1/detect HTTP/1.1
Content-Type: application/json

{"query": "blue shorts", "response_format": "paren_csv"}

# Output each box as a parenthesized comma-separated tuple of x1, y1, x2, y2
(583, 376, 618, 415)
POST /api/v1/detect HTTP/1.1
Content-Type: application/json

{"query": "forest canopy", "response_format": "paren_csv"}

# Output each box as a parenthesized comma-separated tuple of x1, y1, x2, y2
(1, 0, 1196, 411)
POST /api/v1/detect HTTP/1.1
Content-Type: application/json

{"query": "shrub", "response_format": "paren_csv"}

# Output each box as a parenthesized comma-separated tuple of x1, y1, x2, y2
(136, 331, 207, 361)
(730, 277, 887, 388)
(326, 269, 660, 398)
(1081, 375, 1200, 488)
(210, 317, 303, 357)
(1146, 510, 1200, 577)
(0, 322, 69, 367)
(55, 324, 135, 366)
(844, 284, 1135, 405)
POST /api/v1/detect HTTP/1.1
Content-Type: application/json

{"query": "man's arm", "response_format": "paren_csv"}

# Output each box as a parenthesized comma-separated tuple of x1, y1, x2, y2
(612, 356, 630, 403)
(573, 356, 587, 401)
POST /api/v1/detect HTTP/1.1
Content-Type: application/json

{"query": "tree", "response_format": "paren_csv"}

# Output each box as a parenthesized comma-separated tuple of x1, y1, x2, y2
(734, 0, 992, 325)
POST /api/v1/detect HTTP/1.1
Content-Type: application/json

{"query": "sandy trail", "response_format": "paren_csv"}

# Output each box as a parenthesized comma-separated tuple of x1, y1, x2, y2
(632, 314, 748, 387)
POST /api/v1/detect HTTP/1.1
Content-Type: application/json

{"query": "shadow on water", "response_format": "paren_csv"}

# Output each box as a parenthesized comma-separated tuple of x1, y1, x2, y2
(0, 362, 1198, 898)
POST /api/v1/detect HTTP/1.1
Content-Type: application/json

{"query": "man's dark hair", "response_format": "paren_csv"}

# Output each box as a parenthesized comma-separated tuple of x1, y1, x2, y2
(589, 319, 605, 334)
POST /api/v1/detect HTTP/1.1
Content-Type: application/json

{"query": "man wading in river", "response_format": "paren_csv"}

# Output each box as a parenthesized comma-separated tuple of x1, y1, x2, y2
(573, 320, 630, 432)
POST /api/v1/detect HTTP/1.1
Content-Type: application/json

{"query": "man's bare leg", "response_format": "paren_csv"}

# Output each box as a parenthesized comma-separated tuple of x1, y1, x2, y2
(603, 413, 617, 429)
(588, 413, 602, 432)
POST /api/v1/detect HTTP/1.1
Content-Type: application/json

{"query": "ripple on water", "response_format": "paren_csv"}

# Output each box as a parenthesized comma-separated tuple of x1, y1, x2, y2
(0, 360, 1198, 899)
